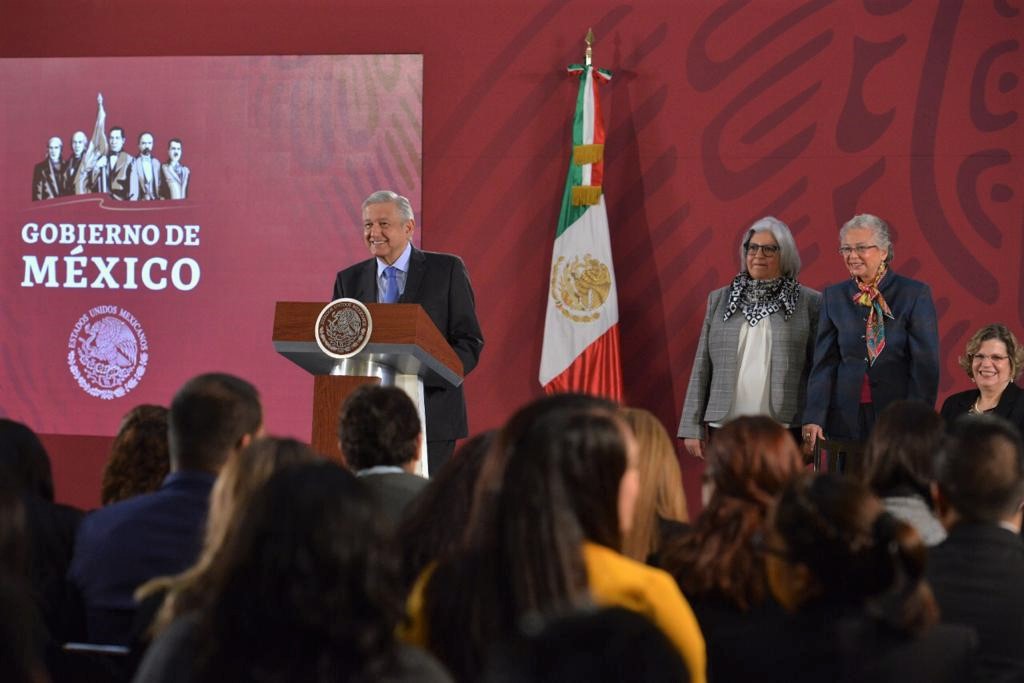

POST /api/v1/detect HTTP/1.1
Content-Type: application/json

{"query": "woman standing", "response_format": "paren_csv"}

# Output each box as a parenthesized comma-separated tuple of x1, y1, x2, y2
(679, 217, 820, 458)
(940, 323, 1024, 431)
(803, 214, 939, 452)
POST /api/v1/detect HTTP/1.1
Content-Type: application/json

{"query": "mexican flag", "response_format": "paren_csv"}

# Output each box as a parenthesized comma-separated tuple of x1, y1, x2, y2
(539, 63, 623, 401)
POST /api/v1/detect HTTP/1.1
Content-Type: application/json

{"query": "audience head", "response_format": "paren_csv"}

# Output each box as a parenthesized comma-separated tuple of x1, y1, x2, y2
(0, 419, 54, 501)
(472, 393, 633, 552)
(934, 413, 1024, 525)
(957, 323, 1024, 381)
(485, 607, 690, 683)
(425, 394, 631, 681)
(396, 430, 495, 591)
(337, 385, 421, 471)
(168, 373, 262, 473)
(767, 473, 937, 634)
(851, 400, 943, 499)
(101, 404, 170, 505)
(661, 416, 803, 610)
(192, 461, 400, 680)
(619, 407, 688, 562)
(0, 482, 28, 578)
(146, 436, 321, 634)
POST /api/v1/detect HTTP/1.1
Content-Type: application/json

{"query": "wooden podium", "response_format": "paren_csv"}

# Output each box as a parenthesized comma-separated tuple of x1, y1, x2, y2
(272, 301, 464, 474)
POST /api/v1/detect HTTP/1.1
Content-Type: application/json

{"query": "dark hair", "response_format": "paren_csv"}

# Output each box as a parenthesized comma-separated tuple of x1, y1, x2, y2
(168, 373, 262, 472)
(338, 385, 421, 469)
(484, 607, 690, 683)
(423, 394, 622, 681)
(0, 482, 28, 577)
(142, 437, 323, 636)
(193, 461, 401, 681)
(0, 419, 54, 501)
(661, 416, 803, 610)
(395, 430, 494, 592)
(935, 414, 1024, 523)
(138, 131, 153, 142)
(168, 137, 183, 148)
(851, 400, 943, 499)
(109, 126, 125, 137)
(101, 404, 170, 504)
(773, 474, 937, 634)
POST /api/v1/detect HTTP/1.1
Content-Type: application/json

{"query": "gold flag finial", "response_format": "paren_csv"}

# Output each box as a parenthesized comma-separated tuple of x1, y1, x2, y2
(585, 28, 594, 66)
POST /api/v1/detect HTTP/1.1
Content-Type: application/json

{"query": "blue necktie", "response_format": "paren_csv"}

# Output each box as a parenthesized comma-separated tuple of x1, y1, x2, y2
(383, 266, 400, 304)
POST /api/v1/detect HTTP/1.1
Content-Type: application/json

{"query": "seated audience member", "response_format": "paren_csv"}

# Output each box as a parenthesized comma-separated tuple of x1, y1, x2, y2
(138, 436, 321, 639)
(134, 461, 452, 683)
(847, 400, 946, 545)
(484, 607, 689, 683)
(68, 373, 262, 645)
(928, 414, 1024, 682)
(101, 405, 170, 505)
(338, 385, 427, 527)
(396, 431, 494, 594)
(0, 419, 82, 643)
(0, 481, 50, 683)
(620, 407, 689, 564)
(767, 473, 975, 682)
(660, 417, 803, 682)
(940, 323, 1024, 432)
(404, 394, 706, 683)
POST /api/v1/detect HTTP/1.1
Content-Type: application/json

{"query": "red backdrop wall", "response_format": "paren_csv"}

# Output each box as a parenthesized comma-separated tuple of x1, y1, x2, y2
(3, 0, 1021, 516)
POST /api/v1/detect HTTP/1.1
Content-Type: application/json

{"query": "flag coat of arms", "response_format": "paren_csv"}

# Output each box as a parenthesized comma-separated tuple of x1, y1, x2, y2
(539, 62, 623, 400)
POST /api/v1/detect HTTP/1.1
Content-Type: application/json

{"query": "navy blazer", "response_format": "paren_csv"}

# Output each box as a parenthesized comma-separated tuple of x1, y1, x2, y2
(67, 470, 215, 644)
(805, 270, 939, 439)
(333, 246, 484, 441)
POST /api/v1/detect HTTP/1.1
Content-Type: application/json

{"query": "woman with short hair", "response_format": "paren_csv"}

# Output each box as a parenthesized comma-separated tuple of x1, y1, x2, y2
(679, 217, 820, 458)
(940, 323, 1024, 432)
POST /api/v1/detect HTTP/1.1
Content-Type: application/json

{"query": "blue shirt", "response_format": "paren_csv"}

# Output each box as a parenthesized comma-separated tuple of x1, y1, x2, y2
(375, 242, 412, 303)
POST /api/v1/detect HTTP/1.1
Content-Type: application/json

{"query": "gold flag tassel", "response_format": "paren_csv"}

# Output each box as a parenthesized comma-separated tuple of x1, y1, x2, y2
(571, 185, 602, 206)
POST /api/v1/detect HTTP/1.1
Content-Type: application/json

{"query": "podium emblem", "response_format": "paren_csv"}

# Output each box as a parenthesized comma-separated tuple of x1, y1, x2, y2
(315, 299, 373, 358)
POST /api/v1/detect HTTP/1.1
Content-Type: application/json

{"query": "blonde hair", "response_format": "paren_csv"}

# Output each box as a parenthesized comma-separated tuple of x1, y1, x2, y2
(137, 437, 320, 636)
(620, 408, 689, 561)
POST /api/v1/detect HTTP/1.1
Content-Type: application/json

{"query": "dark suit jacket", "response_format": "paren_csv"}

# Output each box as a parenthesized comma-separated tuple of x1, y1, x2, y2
(66, 470, 215, 645)
(32, 158, 63, 200)
(359, 471, 430, 528)
(940, 382, 1024, 434)
(927, 522, 1024, 682)
(805, 270, 939, 439)
(333, 247, 484, 441)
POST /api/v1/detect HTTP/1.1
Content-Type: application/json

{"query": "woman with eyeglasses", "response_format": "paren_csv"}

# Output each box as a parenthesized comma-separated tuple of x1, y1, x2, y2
(803, 214, 940, 455)
(678, 217, 821, 458)
(939, 323, 1024, 430)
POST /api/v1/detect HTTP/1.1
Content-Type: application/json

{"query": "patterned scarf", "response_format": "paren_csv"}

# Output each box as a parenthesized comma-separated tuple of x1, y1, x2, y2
(852, 266, 893, 365)
(722, 272, 801, 326)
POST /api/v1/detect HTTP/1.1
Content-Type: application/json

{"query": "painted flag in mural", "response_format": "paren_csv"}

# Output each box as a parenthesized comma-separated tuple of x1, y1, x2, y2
(539, 62, 623, 400)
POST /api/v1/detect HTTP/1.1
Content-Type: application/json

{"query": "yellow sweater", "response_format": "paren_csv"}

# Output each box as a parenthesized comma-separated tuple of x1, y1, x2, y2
(402, 542, 707, 683)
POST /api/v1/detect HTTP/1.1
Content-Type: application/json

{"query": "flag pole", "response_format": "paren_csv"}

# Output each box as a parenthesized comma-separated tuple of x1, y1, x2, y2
(585, 28, 594, 66)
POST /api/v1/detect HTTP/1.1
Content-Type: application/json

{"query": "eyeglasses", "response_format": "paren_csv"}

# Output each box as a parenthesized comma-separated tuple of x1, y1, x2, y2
(971, 353, 1009, 363)
(838, 244, 879, 256)
(745, 243, 780, 256)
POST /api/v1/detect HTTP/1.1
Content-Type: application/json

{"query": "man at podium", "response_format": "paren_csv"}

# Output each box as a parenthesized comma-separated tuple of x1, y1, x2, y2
(333, 190, 484, 472)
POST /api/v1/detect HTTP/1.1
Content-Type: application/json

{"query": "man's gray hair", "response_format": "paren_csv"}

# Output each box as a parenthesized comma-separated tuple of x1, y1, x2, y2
(840, 213, 893, 264)
(739, 216, 802, 278)
(363, 190, 414, 223)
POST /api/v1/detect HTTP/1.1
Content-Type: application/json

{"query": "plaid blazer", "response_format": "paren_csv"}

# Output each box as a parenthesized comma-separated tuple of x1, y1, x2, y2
(678, 283, 821, 439)
(804, 270, 939, 440)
